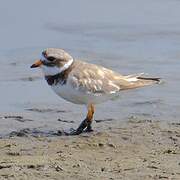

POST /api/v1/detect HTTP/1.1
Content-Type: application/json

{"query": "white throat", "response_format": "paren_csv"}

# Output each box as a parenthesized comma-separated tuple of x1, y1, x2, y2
(41, 58, 74, 76)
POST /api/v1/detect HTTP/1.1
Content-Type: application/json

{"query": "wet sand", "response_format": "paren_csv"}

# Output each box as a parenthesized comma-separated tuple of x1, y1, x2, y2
(0, 120, 180, 180)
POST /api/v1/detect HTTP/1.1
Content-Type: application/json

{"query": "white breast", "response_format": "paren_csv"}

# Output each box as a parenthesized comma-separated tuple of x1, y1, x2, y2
(51, 81, 119, 105)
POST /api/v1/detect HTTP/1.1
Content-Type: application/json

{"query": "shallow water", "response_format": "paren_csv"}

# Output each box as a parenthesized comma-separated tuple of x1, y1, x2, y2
(0, 0, 180, 135)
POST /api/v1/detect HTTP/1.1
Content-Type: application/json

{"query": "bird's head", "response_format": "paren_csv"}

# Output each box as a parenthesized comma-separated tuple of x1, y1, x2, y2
(31, 48, 73, 76)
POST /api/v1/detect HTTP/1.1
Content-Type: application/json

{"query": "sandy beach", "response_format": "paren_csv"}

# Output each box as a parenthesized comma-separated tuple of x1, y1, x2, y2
(0, 119, 180, 180)
(0, 0, 180, 179)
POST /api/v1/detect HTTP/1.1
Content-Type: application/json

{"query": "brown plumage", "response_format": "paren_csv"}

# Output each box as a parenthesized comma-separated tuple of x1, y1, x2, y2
(66, 60, 160, 95)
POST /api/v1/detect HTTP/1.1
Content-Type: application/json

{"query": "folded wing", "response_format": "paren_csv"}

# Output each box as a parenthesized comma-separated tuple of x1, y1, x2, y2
(68, 60, 160, 95)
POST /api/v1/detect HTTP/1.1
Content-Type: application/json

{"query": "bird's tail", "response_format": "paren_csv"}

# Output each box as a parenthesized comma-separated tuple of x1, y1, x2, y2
(123, 73, 161, 90)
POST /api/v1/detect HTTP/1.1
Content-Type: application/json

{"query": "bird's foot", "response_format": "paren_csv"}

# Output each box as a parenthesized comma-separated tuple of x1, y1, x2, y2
(64, 128, 94, 136)
(62, 104, 95, 136)
(62, 128, 78, 136)
(84, 124, 94, 132)
(61, 120, 93, 136)
(61, 129, 82, 136)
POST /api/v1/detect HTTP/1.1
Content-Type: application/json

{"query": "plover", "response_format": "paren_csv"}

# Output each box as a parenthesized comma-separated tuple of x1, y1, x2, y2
(31, 48, 160, 135)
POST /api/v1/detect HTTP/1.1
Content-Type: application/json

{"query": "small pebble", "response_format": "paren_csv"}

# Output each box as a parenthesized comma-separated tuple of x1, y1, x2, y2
(98, 143, 104, 147)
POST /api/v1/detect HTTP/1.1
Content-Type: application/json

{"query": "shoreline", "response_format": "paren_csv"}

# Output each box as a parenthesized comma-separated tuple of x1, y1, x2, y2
(0, 120, 180, 179)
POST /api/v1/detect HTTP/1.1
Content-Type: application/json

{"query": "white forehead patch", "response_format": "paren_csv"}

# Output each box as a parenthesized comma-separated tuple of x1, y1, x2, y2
(40, 54, 48, 62)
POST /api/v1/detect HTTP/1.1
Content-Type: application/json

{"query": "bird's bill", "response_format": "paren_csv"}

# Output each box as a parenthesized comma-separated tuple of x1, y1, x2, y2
(30, 60, 43, 68)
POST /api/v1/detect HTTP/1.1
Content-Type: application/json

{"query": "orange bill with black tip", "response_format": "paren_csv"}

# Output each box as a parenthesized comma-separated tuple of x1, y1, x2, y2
(30, 60, 43, 68)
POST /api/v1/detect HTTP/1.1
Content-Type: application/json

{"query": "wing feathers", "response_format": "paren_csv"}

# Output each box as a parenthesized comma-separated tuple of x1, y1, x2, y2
(68, 61, 160, 94)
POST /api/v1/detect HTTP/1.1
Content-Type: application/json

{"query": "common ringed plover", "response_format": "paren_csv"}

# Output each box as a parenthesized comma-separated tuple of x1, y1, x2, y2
(31, 48, 160, 135)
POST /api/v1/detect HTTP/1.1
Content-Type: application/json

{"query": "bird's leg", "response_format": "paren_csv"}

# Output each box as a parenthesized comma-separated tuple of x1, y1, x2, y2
(69, 104, 95, 135)
(85, 104, 95, 132)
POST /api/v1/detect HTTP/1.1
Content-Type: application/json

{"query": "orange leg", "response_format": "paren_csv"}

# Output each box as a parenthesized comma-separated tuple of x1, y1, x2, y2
(86, 104, 95, 132)
(69, 104, 95, 135)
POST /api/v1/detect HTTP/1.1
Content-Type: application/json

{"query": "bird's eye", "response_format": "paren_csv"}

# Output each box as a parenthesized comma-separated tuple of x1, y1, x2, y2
(47, 56, 55, 61)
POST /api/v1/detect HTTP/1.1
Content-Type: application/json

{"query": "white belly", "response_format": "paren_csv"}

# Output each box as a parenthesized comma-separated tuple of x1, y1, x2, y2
(51, 83, 118, 105)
